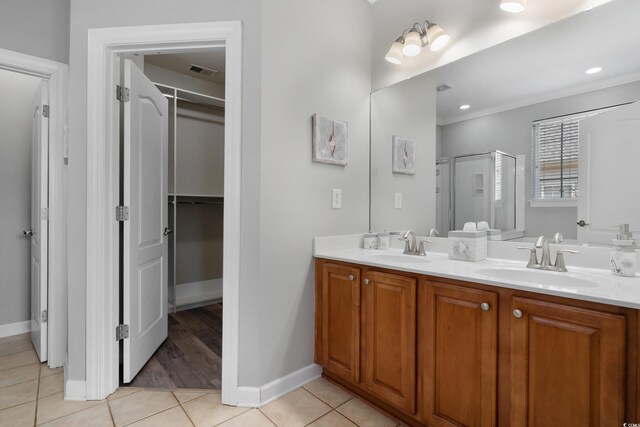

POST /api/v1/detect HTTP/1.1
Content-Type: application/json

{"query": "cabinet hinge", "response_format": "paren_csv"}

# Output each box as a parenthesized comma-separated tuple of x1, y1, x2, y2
(42, 105, 49, 118)
(116, 85, 130, 102)
(41, 309, 47, 323)
(116, 324, 129, 341)
(116, 206, 129, 221)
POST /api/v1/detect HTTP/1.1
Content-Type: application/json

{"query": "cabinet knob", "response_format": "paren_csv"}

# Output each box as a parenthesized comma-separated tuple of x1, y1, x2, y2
(480, 302, 490, 311)
(364, 278, 370, 285)
(513, 309, 523, 318)
(348, 275, 355, 281)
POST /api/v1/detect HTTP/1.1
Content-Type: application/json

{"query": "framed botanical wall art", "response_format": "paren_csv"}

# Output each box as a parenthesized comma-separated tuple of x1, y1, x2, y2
(312, 114, 348, 166)
(392, 135, 415, 174)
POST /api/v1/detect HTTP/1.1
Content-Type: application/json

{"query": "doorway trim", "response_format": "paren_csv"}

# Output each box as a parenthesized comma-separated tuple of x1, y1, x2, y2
(85, 22, 242, 403)
(0, 48, 68, 368)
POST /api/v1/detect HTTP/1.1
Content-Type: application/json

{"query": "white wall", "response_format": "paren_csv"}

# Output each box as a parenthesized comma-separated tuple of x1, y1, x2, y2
(0, 0, 70, 63)
(370, 73, 437, 233)
(0, 69, 42, 326)
(68, 0, 373, 392)
(441, 80, 640, 239)
(68, 0, 263, 386)
(259, 0, 372, 385)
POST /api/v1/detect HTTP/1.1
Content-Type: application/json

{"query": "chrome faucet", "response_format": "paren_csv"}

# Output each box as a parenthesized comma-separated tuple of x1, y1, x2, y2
(518, 235, 579, 272)
(428, 228, 440, 237)
(401, 230, 429, 256)
(535, 236, 551, 269)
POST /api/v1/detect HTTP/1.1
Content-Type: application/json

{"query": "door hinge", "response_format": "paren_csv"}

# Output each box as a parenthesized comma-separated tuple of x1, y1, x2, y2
(116, 206, 129, 221)
(116, 324, 129, 341)
(41, 310, 47, 323)
(42, 105, 49, 118)
(116, 85, 130, 102)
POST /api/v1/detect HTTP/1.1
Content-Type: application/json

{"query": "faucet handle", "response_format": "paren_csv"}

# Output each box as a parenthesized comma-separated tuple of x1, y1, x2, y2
(418, 240, 431, 256)
(557, 249, 580, 254)
(554, 249, 579, 271)
(517, 246, 538, 268)
(553, 232, 564, 244)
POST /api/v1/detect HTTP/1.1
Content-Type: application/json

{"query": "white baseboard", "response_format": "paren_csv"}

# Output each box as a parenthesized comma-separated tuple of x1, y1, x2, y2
(64, 364, 87, 401)
(237, 363, 322, 407)
(175, 278, 222, 308)
(0, 320, 30, 338)
(237, 386, 261, 407)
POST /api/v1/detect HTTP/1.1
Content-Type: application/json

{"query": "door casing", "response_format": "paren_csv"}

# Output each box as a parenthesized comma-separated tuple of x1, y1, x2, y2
(85, 22, 243, 404)
(0, 48, 68, 369)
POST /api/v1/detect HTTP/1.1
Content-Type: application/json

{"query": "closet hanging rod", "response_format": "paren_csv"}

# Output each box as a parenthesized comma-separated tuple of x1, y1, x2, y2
(163, 94, 225, 111)
(170, 201, 224, 205)
(153, 82, 225, 103)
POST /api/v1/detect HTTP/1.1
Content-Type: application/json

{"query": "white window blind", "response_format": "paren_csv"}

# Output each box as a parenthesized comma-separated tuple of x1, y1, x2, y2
(532, 108, 609, 201)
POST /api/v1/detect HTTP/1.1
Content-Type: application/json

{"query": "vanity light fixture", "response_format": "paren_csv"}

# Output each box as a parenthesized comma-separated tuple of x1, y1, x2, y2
(459, 104, 471, 110)
(385, 20, 450, 65)
(585, 67, 603, 74)
(500, 0, 527, 13)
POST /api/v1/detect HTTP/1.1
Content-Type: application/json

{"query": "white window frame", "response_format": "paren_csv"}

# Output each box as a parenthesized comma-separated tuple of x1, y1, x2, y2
(529, 106, 618, 208)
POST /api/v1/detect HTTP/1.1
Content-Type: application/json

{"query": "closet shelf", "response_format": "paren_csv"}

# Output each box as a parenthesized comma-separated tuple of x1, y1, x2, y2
(169, 194, 224, 205)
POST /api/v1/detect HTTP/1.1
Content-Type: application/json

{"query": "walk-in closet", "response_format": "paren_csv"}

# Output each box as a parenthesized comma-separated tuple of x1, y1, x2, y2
(123, 51, 226, 389)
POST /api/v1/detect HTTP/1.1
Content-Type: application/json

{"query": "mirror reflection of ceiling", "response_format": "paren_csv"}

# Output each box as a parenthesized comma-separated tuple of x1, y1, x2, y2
(371, 0, 616, 89)
(433, 0, 640, 124)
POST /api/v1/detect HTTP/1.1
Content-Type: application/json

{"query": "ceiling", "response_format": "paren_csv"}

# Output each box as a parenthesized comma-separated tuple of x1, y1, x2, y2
(144, 48, 226, 85)
(371, 0, 617, 89)
(433, 0, 640, 124)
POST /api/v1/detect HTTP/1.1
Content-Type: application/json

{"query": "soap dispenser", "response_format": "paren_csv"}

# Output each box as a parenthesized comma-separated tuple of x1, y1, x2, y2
(610, 224, 637, 277)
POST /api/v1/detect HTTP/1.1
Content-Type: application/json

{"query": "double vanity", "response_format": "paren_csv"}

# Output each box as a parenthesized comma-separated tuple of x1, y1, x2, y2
(314, 234, 640, 426)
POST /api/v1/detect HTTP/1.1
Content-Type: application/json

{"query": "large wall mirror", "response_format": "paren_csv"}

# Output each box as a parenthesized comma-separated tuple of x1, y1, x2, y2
(370, 0, 640, 245)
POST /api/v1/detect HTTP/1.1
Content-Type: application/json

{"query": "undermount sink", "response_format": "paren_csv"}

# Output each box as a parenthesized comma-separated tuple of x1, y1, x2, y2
(475, 267, 599, 288)
(360, 252, 429, 264)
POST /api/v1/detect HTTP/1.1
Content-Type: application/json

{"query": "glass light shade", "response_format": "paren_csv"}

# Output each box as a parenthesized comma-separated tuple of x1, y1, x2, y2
(385, 42, 404, 65)
(500, 0, 527, 13)
(401, 31, 423, 57)
(427, 25, 450, 52)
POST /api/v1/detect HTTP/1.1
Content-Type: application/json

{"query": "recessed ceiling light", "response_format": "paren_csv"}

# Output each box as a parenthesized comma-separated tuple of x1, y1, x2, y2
(459, 104, 471, 110)
(585, 67, 602, 75)
(500, 0, 527, 13)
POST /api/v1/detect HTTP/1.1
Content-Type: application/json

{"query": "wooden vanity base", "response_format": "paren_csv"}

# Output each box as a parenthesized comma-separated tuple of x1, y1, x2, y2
(315, 258, 640, 427)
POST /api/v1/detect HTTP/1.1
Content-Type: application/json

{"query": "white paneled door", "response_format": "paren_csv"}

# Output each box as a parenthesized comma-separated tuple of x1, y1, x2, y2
(577, 101, 640, 245)
(30, 80, 49, 362)
(122, 59, 169, 382)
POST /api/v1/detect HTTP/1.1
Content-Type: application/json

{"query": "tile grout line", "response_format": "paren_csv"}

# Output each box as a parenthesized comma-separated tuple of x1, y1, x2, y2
(173, 392, 196, 427)
(0, 365, 41, 391)
(106, 394, 118, 427)
(208, 405, 254, 427)
(257, 407, 280, 426)
(32, 364, 43, 427)
(301, 384, 355, 410)
(118, 395, 181, 427)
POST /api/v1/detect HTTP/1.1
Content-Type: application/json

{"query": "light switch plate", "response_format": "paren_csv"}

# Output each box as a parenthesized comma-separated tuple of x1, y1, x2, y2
(395, 192, 402, 209)
(332, 188, 342, 209)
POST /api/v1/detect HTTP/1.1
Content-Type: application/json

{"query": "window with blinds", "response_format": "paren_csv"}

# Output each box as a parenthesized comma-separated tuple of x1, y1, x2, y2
(532, 109, 608, 201)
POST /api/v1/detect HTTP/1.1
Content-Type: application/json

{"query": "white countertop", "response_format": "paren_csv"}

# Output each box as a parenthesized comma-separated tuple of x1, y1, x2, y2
(313, 235, 640, 309)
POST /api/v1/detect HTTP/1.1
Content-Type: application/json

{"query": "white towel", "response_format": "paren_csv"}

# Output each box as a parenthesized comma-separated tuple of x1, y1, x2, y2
(463, 222, 477, 231)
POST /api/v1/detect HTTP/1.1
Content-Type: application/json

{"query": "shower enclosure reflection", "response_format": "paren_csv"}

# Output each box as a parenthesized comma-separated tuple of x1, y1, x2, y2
(437, 151, 523, 238)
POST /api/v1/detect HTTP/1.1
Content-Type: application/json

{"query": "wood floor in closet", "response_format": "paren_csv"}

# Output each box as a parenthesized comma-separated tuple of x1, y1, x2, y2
(127, 303, 222, 389)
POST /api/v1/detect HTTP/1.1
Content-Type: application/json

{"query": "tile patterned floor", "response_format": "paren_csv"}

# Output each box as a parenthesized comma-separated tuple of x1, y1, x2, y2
(0, 333, 402, 426)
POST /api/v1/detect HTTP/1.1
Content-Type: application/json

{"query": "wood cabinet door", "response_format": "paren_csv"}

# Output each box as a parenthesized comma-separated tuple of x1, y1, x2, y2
(320, 263, 361, 383)
(426, 282, 498, 427)
(510, 297, 626, 426)
(363, 270, 417, 414)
